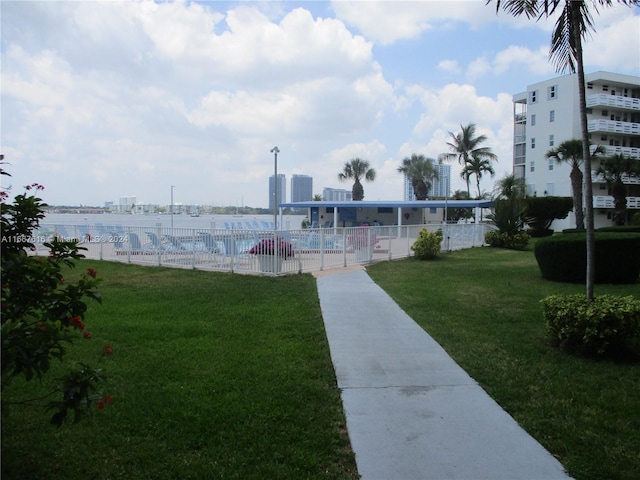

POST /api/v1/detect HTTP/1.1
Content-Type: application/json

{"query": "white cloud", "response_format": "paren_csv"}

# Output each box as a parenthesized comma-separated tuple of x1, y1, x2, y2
(438, 59, 462, 74)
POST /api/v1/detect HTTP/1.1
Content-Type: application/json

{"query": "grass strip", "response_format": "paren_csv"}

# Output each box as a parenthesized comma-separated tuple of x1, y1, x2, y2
(366, 246, 640, 480)
(2, 261, 358, 480)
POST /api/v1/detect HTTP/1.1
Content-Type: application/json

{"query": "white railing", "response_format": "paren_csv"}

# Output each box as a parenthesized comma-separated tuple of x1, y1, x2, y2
(593, 196, 640, 209)
(588, 119, 640, 135)
(592, 145, 640, 160)
(586, 94, 640, 111)
(31, 223, 491, 276)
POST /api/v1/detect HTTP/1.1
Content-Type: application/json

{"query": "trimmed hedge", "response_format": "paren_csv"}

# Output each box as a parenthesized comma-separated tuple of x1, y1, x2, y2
(597, 225, 640, 233)
(484, 230, 529, 250)
(542, 294, 640, 357)
(534, 232, 640, 283)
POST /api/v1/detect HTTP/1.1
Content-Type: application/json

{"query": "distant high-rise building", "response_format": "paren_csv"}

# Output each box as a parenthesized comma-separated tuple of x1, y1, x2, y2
(403, 160, 451, 200)
(269, 174, 286, 210)
(322, 187, 352, 201)
(291, 174, 313, 202)
(118, 196, 136, 213)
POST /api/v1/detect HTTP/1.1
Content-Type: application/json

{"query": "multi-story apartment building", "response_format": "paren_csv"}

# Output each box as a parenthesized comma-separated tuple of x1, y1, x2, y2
(513, 71, 640, 229)
(290, 174, 313, 202)
(403, 160, 451, 200)
(269, 174, 287, 211)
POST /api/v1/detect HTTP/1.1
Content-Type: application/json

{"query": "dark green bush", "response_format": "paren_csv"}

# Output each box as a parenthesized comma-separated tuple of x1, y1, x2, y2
(534, 233, 640, 283)
(542, 294, 640, 357)
(596, 225, 640, 233)
(484, 230, 529, 250)
(523, 196, 573, 235)
(411, 228, 443, 260)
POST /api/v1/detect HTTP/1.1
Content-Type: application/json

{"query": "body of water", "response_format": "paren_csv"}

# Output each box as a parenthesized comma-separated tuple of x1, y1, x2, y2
(43, 213, 307, 231)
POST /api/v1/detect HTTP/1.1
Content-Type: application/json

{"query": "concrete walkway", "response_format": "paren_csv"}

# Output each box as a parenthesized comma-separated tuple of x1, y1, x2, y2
(315, 268, 571, 480)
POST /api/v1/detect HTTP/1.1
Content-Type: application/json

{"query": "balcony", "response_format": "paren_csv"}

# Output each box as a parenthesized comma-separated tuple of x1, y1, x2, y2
(593, 196, 640, 209)
(592, 171, 640, 185)
(593, 145, 640, 160)
(586, 94, 640, 111)
(588, 119, 640, 136)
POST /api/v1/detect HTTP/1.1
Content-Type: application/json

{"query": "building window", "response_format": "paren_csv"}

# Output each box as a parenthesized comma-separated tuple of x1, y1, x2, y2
(547, 85, 557, 99)
(546, 183, 554, 196)
(549, 135, 554, 147)
(624, 88, 629, 97)
(587, 82, 593, 89)
(531, 114, 536, 126)
(602, 84, 609, 92)
(530, 161, 535, 172)
(601, 135, 608, 141)
(530, 90, 538, 103)
(602, 110, 608, 117)
(549, 110, 555, 122)
(531, 138, 536, 149)
(548, 158, 554, 170)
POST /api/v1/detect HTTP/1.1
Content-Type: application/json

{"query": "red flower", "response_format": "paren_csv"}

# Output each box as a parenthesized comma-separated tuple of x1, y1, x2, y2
(97, 401, 105, 410)
(104, 395, 114, 404)
(103, 344, 113, 355)
(70, 316, 85, 330)
(83, 330, 92, 339)
(87, 268, 97, 278)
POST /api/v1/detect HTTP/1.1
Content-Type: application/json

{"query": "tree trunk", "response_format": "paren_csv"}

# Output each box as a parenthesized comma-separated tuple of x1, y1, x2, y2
(570, 164, 585, 229)
(572, 2, 595, 299)
(352, 180, 364, 201)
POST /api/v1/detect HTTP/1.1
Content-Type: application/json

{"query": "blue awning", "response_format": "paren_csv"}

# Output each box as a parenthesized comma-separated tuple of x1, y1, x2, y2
(279, 200, 492, 209)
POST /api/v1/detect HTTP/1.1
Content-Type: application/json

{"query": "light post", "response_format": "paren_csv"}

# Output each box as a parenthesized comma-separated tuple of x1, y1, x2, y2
(170, 185, 175, 228)
(271, 146, 279, 231)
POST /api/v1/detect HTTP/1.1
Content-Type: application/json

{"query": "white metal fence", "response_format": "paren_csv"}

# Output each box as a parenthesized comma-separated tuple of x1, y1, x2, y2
(32, 223, 491, 275)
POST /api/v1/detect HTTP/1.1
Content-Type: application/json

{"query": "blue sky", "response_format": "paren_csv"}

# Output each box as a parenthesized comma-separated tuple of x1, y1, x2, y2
(2, 0, 639, 208)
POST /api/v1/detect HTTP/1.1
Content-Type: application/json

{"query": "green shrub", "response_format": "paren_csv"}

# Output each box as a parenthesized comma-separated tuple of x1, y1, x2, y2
(597, 225, 640, 233)
(484, 230, 529, 250)
(411, 228, 443, 260)
(523, 196, 573, 236)
(534, 232, 640, 283)
(542, 294, 640, 357)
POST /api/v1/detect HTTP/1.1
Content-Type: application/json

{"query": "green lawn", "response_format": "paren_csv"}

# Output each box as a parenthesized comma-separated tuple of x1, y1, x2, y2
(367, 246, 640, 480)
(3, 247, 639, 480)
(1, 262, 358, 480)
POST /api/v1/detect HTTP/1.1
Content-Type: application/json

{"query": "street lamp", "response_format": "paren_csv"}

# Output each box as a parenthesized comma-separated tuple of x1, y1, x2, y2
(271, 146, 279, 231)
(170, 185, 175, 228)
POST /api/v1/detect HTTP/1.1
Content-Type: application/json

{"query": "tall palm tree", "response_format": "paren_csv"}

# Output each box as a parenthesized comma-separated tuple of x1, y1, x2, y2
(489, 0, 639, 299)
(444, 123, 497, 197)
(397, 154, 439, 200)
(546, 139, 605, 230)
(461, 155, 496, 199)
(338, 158, 376, 201)
(596, 153, 640, 225)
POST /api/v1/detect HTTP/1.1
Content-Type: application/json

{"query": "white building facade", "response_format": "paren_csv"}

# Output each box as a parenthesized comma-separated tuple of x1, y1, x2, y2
(513, 71, 640, 230)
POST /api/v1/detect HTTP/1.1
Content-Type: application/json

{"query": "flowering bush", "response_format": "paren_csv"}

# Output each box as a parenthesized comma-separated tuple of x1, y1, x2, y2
(248, 237, 295, 259)
(347, 225, 378, 250)
(1, 160, 111, 426)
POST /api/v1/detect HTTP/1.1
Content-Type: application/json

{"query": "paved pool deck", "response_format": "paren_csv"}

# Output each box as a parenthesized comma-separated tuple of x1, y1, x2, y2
(315, 267, 572, 480)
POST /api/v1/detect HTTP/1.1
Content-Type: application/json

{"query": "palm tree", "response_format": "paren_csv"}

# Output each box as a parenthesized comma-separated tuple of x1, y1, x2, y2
(489, 0, 639, 299)
(546, 139, 605, 230)
(444, 123, 497, 197)
(312, 194, 323, 201)
(494, 173, 527, 201)
(397, 154, 439, 200)
(461, 155, 496, 199)
(337, 158, 376, 201)
(596, 154, 640, 225)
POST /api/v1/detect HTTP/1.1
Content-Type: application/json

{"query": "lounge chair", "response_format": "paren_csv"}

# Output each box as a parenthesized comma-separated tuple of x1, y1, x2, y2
(145, 231, 167, 251)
